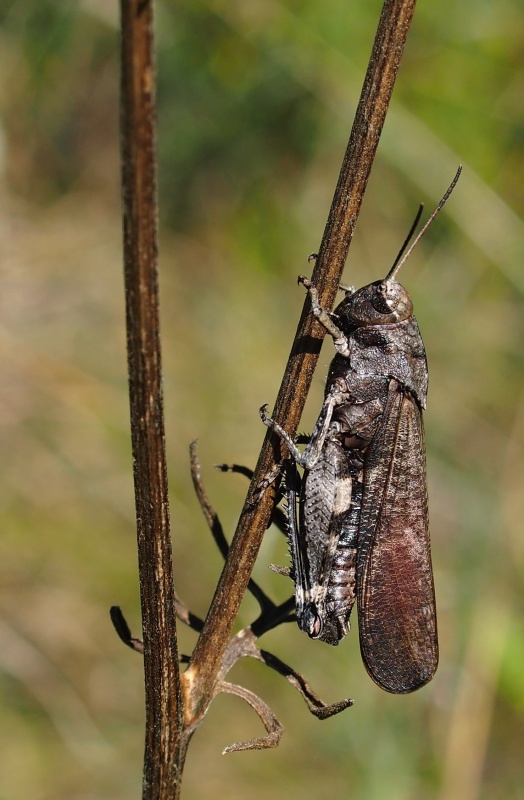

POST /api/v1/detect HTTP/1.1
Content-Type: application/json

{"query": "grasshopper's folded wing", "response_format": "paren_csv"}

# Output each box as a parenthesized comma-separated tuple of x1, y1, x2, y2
(357, 383, 438, 693)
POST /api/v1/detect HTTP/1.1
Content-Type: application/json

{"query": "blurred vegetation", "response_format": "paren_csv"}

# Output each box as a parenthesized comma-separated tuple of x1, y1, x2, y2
(0, 1, 523, 798)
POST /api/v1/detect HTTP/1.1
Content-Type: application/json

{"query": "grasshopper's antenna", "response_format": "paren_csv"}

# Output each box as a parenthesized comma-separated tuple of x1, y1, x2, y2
(384, 165, 462, 283)
(391, 203, 424, 273)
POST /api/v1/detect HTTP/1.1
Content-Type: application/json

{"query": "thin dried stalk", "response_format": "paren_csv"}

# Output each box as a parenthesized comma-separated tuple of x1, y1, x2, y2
(120, 1, 184, 797)
(184, 0, 418, 726)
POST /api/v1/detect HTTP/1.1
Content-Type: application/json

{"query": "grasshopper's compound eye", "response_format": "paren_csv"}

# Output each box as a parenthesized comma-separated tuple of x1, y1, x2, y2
(372, 279, 413, 321)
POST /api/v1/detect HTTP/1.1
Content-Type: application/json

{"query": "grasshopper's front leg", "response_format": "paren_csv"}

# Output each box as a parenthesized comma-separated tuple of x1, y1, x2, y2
(298, 276, 351, 359)
(260, 384, 349, 471)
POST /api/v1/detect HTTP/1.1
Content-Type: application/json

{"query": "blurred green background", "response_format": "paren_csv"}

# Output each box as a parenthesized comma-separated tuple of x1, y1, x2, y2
(0, 1, 523, 798)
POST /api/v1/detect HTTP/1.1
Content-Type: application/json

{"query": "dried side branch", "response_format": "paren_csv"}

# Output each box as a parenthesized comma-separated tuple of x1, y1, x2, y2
(191, 443, 296, 633)
(190, 443, 276, 614)
(110, 606, 145, 653)
(220, 682, 284, 754)
(257, 649, 353, 720)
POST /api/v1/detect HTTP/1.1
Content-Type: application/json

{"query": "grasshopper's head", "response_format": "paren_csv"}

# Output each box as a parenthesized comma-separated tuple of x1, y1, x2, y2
(335, 278, 413, 329)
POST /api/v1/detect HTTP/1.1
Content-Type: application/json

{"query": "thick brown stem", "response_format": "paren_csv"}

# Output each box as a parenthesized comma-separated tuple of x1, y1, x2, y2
(184, 0, 418, 724)
(120, 1, 185, 796)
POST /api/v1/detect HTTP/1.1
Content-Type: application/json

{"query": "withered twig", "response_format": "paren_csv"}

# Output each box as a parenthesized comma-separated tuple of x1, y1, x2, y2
(191, 443, 297, 636)
(216, 462, 289, 534)
(258, 648, 353, 720)
(183, 0, 419, 731)
(190, 442, 276, 614)
(110, 605, 145, 653)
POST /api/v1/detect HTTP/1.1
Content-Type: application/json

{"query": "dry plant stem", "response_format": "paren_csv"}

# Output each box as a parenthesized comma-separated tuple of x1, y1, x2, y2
(184, 0, 418, 724)
(120, 1, 184, 796)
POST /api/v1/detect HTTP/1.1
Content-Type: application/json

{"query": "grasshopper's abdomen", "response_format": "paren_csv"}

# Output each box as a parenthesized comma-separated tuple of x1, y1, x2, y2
(321, 477, 361, 642)
(298, 436, 361, 646)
